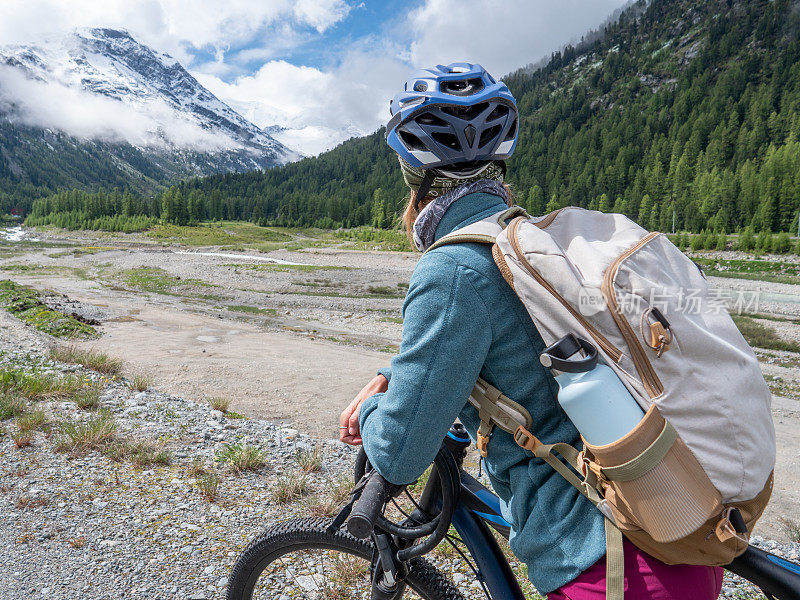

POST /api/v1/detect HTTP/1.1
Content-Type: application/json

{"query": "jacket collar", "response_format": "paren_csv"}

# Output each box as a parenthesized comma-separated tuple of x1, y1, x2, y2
(432, 191, 509, 243)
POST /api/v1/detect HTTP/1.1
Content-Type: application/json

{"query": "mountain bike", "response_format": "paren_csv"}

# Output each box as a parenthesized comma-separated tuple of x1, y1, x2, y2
(226, 423, 800, 600)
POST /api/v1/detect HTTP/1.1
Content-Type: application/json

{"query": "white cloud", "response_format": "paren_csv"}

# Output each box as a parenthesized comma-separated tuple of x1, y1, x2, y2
(0, 65, 238, 151)
(0, 0, 352, 66)
(196, 50, 408, 155)
(408, 0, 630, 76)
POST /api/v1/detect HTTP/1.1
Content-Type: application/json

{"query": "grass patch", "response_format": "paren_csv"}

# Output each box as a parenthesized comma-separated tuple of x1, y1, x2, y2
(271, 472, 310, 504)
(74, 387, 101, 410)
(732, 315, 800, 353)
(148, 221, 292, 247)
(304, 476, 354, 518)
(0, 368, 80, 400)
(54, 410, 117, 456)
(296, 445, 323, 473)
(332, 227, 413, 252)
(197, 471, 221, 502)
(225, 304, 278, 316)
(119, 266, 213, 295)
(379, 316, 403, 324)
(0, 393, 26, 420)
(226, 410, 245, 420)
(12, 429, 33, 448)
(215, 443, 267, 473)
(779, 517, 800, 543)
(208, 397, 231, 413)
(17, 410, 48, 433)
(109, 439, 172, 467)
(224, 262, 347, 273)
(0, 280, 96, 338)
(129, 374, 151, 392)
(696, 258, 800, 285)
(50, 345, 122, 375)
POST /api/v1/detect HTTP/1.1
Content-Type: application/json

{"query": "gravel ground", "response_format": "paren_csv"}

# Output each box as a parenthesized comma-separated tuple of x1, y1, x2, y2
(0, 317, 796, 600)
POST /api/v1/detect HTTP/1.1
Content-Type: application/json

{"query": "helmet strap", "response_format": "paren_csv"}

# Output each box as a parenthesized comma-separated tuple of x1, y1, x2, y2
(414, 171, 436, 212)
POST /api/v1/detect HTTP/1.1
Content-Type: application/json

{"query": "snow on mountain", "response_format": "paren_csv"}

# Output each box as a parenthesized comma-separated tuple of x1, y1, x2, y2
(0, 28, 301, 173)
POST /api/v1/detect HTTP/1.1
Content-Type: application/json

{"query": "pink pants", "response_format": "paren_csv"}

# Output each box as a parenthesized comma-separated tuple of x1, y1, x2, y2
(547, 539, 724, 600)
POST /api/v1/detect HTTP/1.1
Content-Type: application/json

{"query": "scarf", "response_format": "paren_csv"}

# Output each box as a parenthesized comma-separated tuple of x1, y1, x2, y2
(411, 178, 509, 252)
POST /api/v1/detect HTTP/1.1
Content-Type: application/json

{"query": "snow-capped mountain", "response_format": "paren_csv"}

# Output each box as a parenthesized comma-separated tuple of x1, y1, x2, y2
(0, 28, 300, 190)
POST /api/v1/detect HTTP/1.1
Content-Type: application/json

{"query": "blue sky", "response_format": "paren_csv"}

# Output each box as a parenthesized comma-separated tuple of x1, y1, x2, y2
(1, 0, 630, 155)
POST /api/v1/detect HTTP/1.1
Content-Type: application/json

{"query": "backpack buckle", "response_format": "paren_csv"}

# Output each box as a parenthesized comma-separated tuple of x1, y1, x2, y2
(513, 426, 541, 452)
(477, 432, 490, 457)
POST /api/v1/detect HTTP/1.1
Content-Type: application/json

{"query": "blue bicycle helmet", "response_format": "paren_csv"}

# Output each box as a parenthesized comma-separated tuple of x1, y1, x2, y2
(386, 63, 518, 177)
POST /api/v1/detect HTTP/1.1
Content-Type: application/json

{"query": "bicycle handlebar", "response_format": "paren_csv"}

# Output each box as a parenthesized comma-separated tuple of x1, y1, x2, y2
(347, 470, 389, 539)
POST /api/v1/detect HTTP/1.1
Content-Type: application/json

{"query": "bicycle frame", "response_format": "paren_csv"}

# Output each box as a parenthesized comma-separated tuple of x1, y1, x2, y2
(448, 468, 526, 599)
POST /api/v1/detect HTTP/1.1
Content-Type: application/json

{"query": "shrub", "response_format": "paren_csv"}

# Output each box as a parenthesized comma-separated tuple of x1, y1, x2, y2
(737, 227, 755, 251)
(215, 443, 267, 473)
(50, 346, 122, 375)
(198, 472, 221, 502)
(208, 397, 231, 413)
(296, 445, 323, 473)
(55, 411, 117, 456)
(272, 473, 310, 504)
(772, 232, 791, 254)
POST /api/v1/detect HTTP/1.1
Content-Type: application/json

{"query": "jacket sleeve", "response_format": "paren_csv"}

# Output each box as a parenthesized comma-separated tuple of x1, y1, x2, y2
(359, 252, 492, 484)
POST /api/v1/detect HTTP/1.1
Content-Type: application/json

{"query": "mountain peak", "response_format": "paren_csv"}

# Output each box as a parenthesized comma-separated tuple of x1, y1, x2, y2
(0, 27, 300, 182)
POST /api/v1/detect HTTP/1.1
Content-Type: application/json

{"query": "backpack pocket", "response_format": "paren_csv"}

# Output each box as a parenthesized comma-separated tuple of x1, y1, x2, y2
(583, 405, 722, 544)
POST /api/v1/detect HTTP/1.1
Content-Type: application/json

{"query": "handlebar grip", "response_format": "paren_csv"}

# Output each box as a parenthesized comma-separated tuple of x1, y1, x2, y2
(347, 471, 388, 539)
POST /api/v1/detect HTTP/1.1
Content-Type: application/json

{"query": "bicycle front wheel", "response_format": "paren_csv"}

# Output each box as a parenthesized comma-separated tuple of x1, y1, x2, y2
(226, 517, 465, 600)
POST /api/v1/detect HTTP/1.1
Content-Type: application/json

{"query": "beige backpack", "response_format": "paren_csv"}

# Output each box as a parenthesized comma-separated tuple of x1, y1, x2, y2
(429, 206, 775, 598)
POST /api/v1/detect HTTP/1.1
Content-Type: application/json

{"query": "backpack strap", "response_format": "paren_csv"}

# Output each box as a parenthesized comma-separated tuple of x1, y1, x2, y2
(470, 377, 625, 600)
(424, 206, 529, 253)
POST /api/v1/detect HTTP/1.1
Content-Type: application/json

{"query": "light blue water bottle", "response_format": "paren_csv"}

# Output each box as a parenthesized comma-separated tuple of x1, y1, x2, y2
(540, 334, 644, 446)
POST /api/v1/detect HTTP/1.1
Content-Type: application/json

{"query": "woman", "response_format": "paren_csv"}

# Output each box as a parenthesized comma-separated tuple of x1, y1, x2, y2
(339, 62, 723, 600)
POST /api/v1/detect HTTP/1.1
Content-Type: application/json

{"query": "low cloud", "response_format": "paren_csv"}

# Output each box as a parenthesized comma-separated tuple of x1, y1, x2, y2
(197, 50, 408, 155)
(0, 65, 240, 152)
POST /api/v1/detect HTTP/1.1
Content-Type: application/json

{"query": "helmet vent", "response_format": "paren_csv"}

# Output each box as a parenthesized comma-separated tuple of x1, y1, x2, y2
(399, 129, 426, 151)
(431, 131, 460, 150)
(479, 125, 502, 148)
(505, 118, 517, 141)
(441, 102, 489, 121)
(440, 77, 484, 96)
(487, 104, 509, 121)
(417, 112, 448, 127)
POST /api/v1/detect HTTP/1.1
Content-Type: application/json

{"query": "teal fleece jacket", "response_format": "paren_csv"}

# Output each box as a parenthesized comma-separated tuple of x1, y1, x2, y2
(359, 191, 606, 594)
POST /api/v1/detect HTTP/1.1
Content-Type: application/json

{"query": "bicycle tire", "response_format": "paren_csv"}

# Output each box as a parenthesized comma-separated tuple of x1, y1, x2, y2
(226, 516, 466, 600)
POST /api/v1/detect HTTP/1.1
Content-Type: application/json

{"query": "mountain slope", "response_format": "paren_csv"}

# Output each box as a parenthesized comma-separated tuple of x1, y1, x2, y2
(0, 28, 299, 202)
(177, 0, 800, 234)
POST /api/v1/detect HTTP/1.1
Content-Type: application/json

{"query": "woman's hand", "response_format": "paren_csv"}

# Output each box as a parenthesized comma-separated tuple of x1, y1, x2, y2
(340, 374, 388, 445)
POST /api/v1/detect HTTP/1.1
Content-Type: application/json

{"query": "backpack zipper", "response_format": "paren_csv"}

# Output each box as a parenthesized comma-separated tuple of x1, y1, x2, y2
(507, 217, 623, 363)
(602, 232, 664, 398)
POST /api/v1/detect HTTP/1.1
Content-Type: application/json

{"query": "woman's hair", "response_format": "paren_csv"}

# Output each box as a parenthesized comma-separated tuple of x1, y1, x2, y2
(402, 184, 514, 244)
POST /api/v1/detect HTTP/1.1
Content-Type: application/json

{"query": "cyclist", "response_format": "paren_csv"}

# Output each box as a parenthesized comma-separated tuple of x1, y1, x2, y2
(339, 63, 724, 599)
